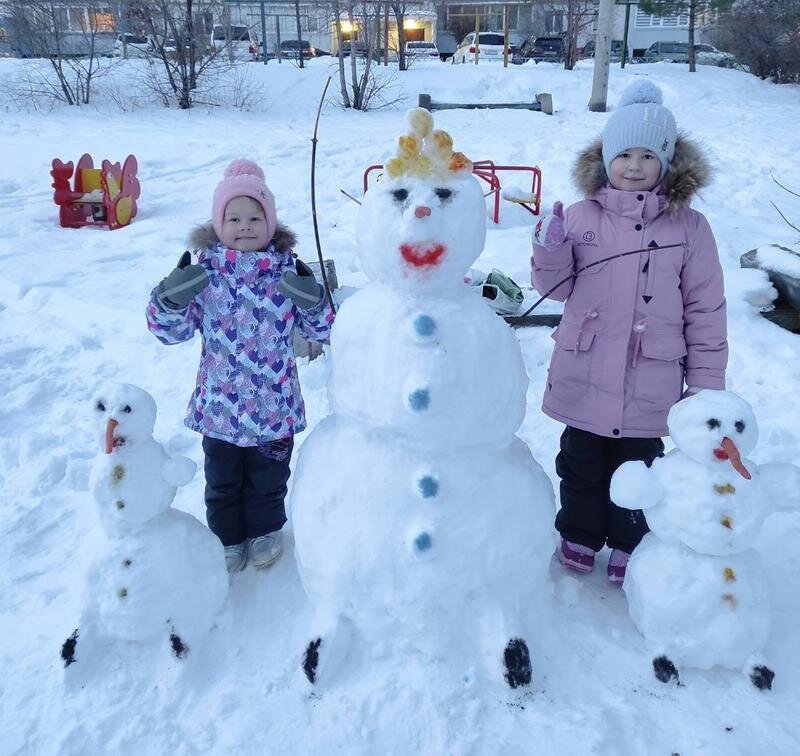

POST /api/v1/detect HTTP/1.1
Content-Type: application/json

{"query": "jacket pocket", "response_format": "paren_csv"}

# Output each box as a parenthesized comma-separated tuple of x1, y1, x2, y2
(633, 333, 687, 409)
(547, 322, 597, 403)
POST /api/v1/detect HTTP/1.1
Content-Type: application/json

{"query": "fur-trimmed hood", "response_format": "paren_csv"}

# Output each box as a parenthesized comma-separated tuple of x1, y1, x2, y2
(572, 135, 711, 215)
(187, 220, 297, 252)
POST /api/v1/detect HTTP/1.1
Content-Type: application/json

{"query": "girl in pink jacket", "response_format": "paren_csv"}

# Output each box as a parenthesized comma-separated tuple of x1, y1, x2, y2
(531, 80, 727, 585)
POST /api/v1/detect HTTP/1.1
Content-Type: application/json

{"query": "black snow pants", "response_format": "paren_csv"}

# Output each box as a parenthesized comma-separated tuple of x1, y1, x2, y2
(202, 435, 293, 547)
(555, 426, 664, 553)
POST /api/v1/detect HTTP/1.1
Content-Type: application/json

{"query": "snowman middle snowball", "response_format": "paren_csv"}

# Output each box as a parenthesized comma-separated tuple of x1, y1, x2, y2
(291, 109, 555, 690)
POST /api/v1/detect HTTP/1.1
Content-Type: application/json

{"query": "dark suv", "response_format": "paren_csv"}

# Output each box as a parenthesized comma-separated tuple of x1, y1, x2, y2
(513, 36, 564, 64)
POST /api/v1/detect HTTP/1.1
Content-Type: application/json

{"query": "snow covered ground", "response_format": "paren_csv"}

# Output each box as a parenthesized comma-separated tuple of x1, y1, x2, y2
(1, 57, 799, 755)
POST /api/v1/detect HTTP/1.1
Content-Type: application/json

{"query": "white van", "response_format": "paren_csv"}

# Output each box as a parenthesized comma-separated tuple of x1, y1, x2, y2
(212, 24, 255, 61)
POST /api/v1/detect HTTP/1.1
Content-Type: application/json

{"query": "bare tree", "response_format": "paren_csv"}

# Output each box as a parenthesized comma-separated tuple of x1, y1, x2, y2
(390, 0, 408, 70)
(7, 1, 115, 105)
(126, 0, 223, 108)
(640, 0, 733, 71)
(563, 0, 596, 70)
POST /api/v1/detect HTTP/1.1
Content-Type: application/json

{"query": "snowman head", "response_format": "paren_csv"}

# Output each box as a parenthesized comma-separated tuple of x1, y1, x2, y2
(91, 383, 157, 454)
(668, 390, 757, 479)
(356, 108, 486, 294)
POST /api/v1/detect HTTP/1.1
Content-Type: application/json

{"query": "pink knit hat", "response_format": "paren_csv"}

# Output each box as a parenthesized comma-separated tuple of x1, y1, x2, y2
(212, 159, 277, 243)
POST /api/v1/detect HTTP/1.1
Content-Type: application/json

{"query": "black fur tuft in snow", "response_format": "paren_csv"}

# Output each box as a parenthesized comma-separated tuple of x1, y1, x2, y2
(170, 633, 188, 659)
(750, 665, 775, 691)
(61, 629, 79, 667)
(303, 638, 322, 684)
(504, 638, 532, 689)
(653, 655, 680, 684)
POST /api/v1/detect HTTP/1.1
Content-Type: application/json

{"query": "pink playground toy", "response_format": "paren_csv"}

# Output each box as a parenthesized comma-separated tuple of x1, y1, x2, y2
(51, 153, 140, 230)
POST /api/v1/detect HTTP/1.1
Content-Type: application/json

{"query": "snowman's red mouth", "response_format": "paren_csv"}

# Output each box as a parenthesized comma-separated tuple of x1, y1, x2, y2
(400, 243, 445, 268)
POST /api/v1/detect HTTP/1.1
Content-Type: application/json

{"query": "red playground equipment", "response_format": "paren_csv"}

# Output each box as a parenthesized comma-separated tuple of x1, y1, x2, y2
(362, 160, 541, 224)
(51, 154, 140, 230)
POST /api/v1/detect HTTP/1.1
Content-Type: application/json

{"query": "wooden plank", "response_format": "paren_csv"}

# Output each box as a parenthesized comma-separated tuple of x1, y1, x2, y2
(418, 93, 553, 114)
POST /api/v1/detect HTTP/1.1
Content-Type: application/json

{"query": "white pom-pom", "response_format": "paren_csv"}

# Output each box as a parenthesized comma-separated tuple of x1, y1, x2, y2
(617, 80, 663, 108)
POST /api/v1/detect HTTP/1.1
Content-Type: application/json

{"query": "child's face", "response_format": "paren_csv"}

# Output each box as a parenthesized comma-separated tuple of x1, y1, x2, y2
(219, 196, 270, 251)
(608, 148, 662, 192)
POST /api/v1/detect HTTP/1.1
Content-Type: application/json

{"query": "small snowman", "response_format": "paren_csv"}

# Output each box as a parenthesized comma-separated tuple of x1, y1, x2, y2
(291, 110, 555, 690)
(610, 390, 800, 689)
(61, 383, 228, 669)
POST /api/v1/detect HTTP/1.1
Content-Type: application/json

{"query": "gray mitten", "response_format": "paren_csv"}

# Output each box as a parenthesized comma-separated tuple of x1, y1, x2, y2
(157, 251, 209, 310)
(278, 259, 323, 310)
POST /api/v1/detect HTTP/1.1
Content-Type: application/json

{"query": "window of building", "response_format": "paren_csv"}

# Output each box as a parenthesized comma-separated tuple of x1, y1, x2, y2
(634, 7, 688, 28)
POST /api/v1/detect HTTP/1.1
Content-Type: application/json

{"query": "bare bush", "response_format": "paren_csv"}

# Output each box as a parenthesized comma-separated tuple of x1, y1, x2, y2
(709, 0, 800, 82)
(6, 0, 116, 105)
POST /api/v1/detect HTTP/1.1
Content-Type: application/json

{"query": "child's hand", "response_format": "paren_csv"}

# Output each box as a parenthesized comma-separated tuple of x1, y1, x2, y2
(157, 252, 209, 310)
(279, 259, 323, 310)
(533, 201, 566, 251)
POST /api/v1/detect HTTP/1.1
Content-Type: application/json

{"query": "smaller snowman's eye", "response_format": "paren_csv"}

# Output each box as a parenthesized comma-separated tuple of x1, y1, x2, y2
(734, 420, 745, 433)
(434, 188, 452, 201)
(706, 418, 721, 430)
(95, 400, 106, 412)
(123, 405, 132, 414)
(392, 188, 409, 203)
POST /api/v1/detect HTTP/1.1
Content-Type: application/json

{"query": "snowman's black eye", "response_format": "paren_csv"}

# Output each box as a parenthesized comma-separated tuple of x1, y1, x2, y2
(96, 400, 106, 412)
(706, 418, 721, 430)
(392, 188, 408, 203)
(735, 420, 745, 433)
(434, 188, 452, 201)
(123, 405, 132, 413)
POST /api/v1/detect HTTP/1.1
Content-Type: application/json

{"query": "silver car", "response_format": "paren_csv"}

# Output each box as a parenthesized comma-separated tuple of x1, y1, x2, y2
(644, 41, 689, 63)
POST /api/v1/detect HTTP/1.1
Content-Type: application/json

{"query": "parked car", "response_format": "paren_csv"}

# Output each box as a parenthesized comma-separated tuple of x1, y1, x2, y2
(581, 39, 625, 63)
(113, 33, 151, 58)
(643, 40, 689, 63)
(405, 40, 440, 60)
(435, 30, 457, 61)
(453, 32, 507, 64)
(339, 40, 369, 58)
(513, 35, 565, 64)
(279, 39, 321, 61)
(212, 24, 255, 61)
(694, 43, 735, 67)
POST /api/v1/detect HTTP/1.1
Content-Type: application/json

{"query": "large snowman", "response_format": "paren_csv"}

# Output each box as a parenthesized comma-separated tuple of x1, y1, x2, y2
(61, 383, 228, 670)
(291, 109, 555, 690)
(610, 390, 800, 689)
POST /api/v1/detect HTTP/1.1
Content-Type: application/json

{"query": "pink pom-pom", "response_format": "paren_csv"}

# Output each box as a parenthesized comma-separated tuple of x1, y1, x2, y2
(224, 158, 265, 180)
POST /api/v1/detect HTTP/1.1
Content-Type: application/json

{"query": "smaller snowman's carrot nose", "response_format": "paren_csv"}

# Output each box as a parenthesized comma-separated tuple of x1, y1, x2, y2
(720, 436, 751, 480)
(415, 206, 432, 218)
(105, 419, 119, 454)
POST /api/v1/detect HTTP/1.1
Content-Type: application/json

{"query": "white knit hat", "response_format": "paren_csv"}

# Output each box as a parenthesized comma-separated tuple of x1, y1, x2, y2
(602, 81, 677, 179)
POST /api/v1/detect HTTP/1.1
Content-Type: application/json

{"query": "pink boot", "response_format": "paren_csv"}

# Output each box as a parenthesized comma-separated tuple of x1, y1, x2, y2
(557, 538, 596, 574)
(607, 549, 630, 585)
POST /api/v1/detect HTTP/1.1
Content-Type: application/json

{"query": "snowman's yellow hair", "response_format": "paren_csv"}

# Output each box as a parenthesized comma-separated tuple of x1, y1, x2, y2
(385, 108, 472, 181)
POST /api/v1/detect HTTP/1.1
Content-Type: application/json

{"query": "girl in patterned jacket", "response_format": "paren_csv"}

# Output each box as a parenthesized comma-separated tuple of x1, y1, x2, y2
(147, 159, 334, 573)
(531, 81, 727, 586)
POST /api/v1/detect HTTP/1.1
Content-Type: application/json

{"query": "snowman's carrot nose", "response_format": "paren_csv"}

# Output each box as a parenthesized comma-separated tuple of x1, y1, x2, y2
(721, 436, 751, 480)
(415, 206, 431, 218)
(105, 419, 119, 454)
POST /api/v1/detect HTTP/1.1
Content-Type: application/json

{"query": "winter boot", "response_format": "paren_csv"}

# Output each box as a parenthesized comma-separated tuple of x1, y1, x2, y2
(607, 549, 630, 585)
(249, 530, 283, 569)
(225, 541, 248, 573)
(556, 538, 595, 574)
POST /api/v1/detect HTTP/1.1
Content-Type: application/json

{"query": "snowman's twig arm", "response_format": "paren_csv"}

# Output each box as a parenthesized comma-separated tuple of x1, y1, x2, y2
(610, 460, 664, 511)
(759, 462, 800, 512)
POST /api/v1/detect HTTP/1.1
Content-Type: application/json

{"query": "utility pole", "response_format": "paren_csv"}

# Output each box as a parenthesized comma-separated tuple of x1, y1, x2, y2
(588, 0, 615, 111)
